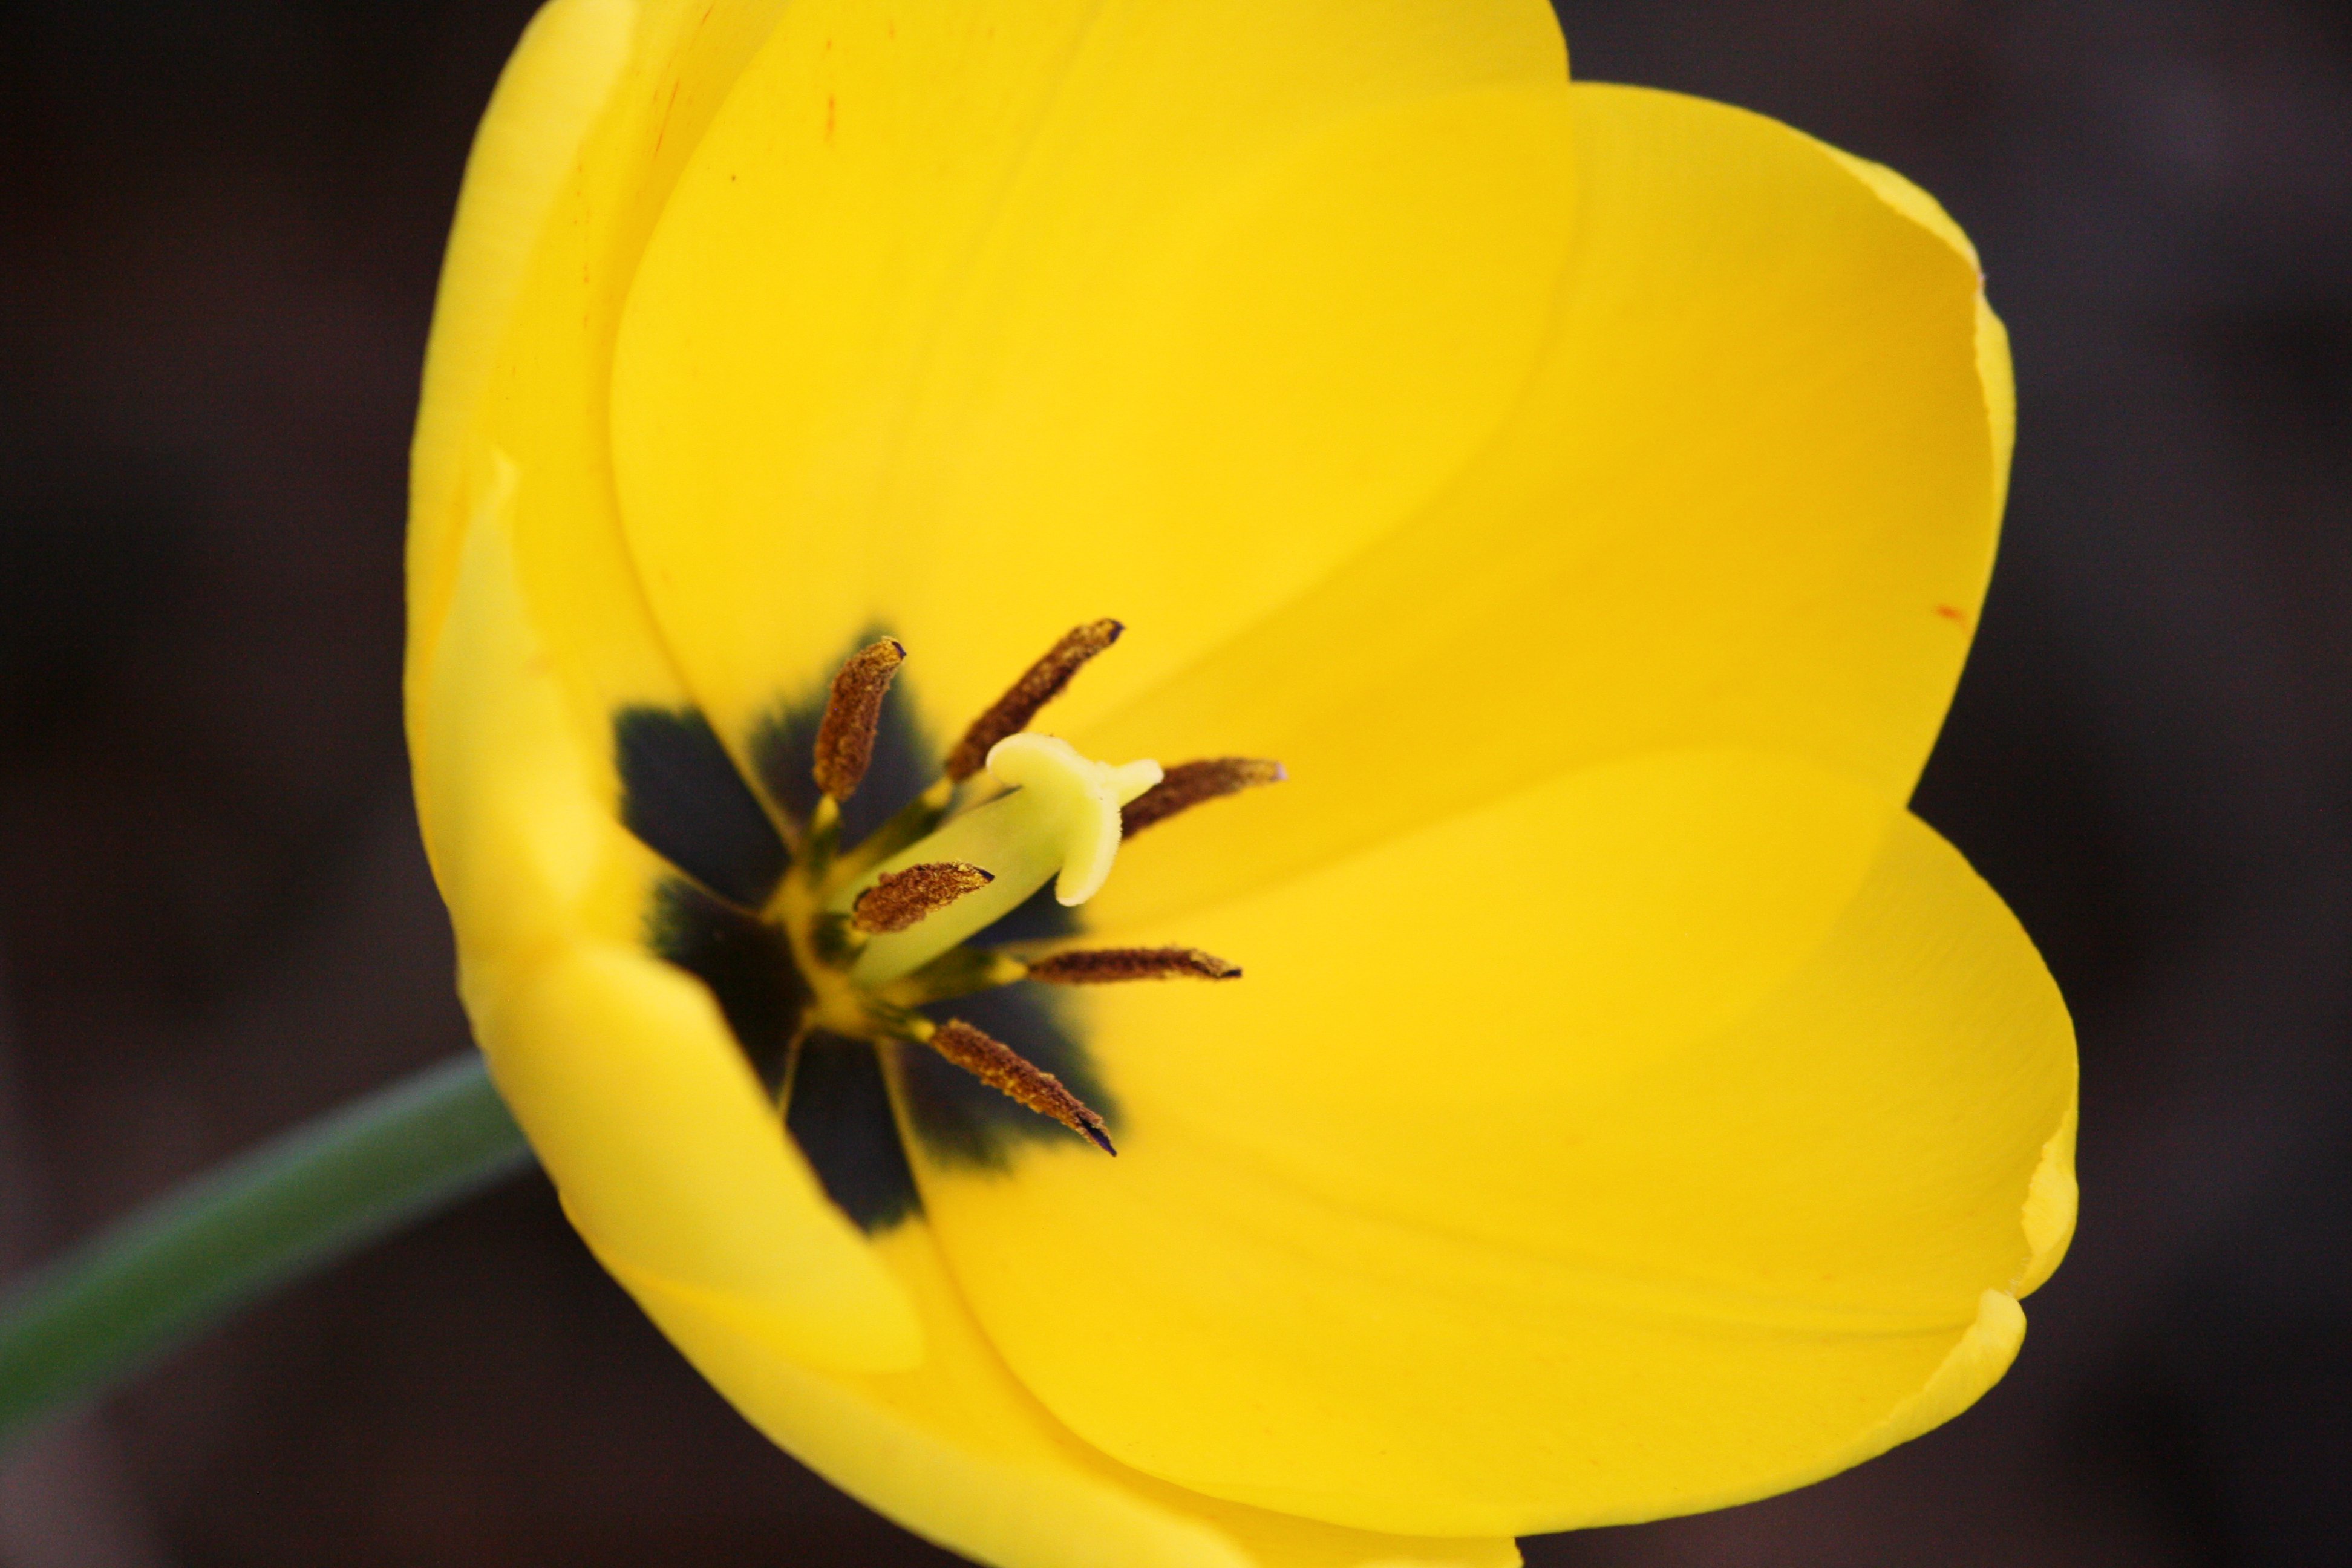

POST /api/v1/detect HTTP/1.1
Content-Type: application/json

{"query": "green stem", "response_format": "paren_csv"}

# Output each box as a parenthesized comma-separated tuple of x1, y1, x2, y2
(0, 1054, 531, 1448)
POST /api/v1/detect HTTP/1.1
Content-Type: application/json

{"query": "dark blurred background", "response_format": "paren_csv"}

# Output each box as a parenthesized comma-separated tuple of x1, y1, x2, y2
(0, 1, 2345, 1563)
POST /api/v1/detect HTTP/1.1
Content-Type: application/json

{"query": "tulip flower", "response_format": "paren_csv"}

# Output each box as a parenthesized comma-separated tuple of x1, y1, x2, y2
(403, 1, 2078, 1564)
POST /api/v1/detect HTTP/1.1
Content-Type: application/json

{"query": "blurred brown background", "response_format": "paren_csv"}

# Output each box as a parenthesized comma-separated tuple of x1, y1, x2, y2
(1, 1, 2346, 1563)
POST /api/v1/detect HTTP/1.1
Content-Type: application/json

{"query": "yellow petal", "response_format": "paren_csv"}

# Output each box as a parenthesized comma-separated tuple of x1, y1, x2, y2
(612, 1220, 1520, 1568)
(414, 449, 916, 1371)
(609, 0, 1577, 757)
(408, 0, 635, 694)
(1841, 1287, 2026, 1466)
(485, 942, 920, 1371)
(414, 456, 655, 972)
(410, 0, 794, 788)
(1079, 83, 2006, 930)
(1823, 146, 2016, 501)
(412, 0, 817, 989)
(911, 751, 2076, 1535)
(2014, 1097, 2079, 1297)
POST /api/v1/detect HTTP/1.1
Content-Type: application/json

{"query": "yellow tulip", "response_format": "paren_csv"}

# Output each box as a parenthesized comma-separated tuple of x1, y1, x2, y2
(406, 2, 2077, 1564)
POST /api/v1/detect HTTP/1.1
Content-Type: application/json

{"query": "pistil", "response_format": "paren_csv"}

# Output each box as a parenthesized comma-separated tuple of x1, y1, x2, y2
(832, 733, 1161, 985)
(771, 620, 1281, 1156)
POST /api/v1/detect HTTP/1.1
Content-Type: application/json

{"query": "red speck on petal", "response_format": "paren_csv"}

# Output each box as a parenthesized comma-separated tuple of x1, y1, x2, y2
(652, 77, 681, 154)
(1935, 603, 1970, 627)
(825, 94, 837, 140)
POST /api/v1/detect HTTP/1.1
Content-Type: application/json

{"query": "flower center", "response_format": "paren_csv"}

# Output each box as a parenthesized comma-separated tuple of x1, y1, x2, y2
(753, 622, 1281, 1156)
(836, 734, 1163, 984)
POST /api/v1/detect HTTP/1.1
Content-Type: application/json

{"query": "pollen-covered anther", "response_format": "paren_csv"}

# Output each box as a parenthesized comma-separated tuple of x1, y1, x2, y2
(851, 861, 993, 934)
(926, 1018, 1116, 1155)
(942, 619, 1122, 782)
(812, 638, 907, 800)
(1025, 947, 1241, 984)
(1120, 757, 1285, 837)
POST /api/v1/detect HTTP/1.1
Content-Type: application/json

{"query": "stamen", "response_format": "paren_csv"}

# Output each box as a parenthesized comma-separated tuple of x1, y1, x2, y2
(1120, 757, 1285, 837)
(774, 1025, 812, 1105)
(851, 861, 994, 934)
(839, 734, 1160, 987)
(1025, 947, 1241, 984)
(812, 638, 907, 801)
(824, 778, 955, 886)
(943, 619, 1122, 782)
(875, 947, 1028, 1008)
(924, 1018, 1116, 1154)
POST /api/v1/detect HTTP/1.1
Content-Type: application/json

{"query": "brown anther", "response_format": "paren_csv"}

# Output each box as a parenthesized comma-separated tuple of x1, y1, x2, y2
(1025, 947, 1241, 984)
(943, 619, 1123, 782)
(851, 861, 994, 934)
(1120, 757, 1285, 837)
(812, 638, 906, 800)
(928, 1019, 1116, 1154)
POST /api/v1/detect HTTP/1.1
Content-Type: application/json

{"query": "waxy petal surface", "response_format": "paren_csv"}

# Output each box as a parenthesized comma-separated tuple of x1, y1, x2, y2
(408, 0, 924, 1369)
(416, 430, 917, 1372)
(615, 1222, 1521, 1568)
(411, 0, 792, 794)
(610, 0, 1577, 786)
(1079, 83, 2008, 930)
(913, 753, 2076, 1535)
